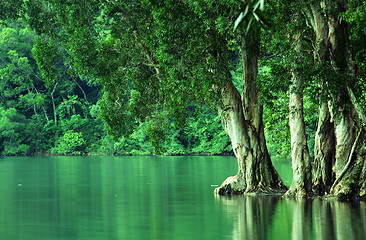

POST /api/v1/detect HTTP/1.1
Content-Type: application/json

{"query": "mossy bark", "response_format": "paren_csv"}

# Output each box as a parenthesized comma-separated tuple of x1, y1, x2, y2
(312, 102, 335, 195)
(215, 83, 286, 195)
(215, 32, 286, 195)
(284, 68, 312, 198)
(284, 30, 312, 198)
(309, 0, 366, 199)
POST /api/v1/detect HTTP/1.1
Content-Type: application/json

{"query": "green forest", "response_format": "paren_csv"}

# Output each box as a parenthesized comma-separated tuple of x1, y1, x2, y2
(1, 0, 366, 198)
(0, 21, 236, 156)
(0, 11, 300, 158)
(0, 19, 317, 158)
(0, 19, 237, 156)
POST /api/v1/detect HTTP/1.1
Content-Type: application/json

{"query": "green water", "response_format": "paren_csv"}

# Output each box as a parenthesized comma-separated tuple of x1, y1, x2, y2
(0, 156, 365, 240)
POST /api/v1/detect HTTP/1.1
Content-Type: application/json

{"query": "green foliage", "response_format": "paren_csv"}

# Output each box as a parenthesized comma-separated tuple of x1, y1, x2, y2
(52, 130, 86, 156)
(20, 0, 236, 142)
(146, 114, 169, 155)
(344, 0, 366, 108)
(234, 0, 269, 33)
(0, 0, 23, 22)
(4, 0, 365, 162)
(32, 36, 60, 87)
(0, 20, 104, 156)
(0, 107, 29, 155)
(0, 18, 232, 157)
(188, 107, 232, 155)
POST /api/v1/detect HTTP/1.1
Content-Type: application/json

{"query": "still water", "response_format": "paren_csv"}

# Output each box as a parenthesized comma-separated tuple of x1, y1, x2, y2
(0, 156, 365, 240)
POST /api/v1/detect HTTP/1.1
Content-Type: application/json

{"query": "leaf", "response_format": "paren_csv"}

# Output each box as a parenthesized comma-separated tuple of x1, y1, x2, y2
(259, 0, 265, 11)
(243, 5, 249, 17)
(253, 12, 260, 22)
(246, 18, 253, 34)
(254, 1, 260, 12)
(234, 5, 250, 31)
(234, 12, 245, 31)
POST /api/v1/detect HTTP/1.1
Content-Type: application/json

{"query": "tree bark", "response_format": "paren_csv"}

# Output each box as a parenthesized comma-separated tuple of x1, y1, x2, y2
(285, 67, 312, 197)
(324, 0, 366, 198)
(284, 29, 312, 198)
(306, 1, 337, 196)
(312, 101, 335, 195)
(51, 82, 58, 125)
(308, 0, 366, 199)
(215, 33, 286, 195)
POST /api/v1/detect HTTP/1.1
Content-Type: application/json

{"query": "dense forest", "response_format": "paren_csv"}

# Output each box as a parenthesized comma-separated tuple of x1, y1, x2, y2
(0, 17, 295, 158)
(0, 20, 236, 156)
(1, 0, 366, 199)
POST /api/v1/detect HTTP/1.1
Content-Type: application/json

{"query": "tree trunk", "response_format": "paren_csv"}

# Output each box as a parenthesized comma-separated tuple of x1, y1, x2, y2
(285, 67, 312, 197)
(309, 0, 366, 199)
(327, 88, 366, 198)
(325, 0, 366, 199)
(51, 82, 58, 125)
(312, 101, 335, 195)
(307, 1, 336, 196)
(284, 29, 312, 198)
(215, 33, 286, 195)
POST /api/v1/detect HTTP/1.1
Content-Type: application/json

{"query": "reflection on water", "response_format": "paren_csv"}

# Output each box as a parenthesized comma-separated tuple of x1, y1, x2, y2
(216, 195, 366, 240)
(0, 156, 365, 240)
(0, 156, 238, 240)
(216, 195, 280, 240)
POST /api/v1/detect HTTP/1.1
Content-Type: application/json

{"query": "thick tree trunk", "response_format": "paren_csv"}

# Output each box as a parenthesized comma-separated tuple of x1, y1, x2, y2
(327, 94, 359, 197)
(328, 90, 366, 198)
(215, 81, 285, 195)
(215, 33, 286, 195)
(309, 0, 366, 199)
(284, 29, 312, 198)
(324, 1, 366, 199)
(312, 102, 335, 195)
(285, 67, 312, 197)
(308, 1, 337, 195)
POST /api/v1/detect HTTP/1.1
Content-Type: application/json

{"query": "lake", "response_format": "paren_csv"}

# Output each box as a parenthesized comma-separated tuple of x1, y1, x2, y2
(0, 156, 365, 240)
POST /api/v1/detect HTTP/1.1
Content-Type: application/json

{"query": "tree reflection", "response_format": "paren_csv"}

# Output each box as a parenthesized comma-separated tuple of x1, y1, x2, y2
(216, 196, 366, 240)
(216, 195, 280, 240)
(286, 199, 312, 240)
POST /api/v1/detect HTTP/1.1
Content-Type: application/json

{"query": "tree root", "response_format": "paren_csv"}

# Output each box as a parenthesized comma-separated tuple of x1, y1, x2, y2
(214, 175, 246, 195)
(283, 187, 309, 198)
(214, 175, 287, 196)
(330, 127, 363, 193)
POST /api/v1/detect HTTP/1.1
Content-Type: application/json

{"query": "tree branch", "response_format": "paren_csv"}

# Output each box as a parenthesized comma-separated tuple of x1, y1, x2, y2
(108, 0, 162, 78)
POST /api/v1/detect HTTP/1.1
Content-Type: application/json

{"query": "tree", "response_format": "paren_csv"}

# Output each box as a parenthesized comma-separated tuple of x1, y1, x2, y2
(267, 0, 366, 198)
(246, 0, 366, 199)
(300, 0, 366, 198)
(20, 0, 286, 194)
(285, 23, 312, 198)
(0, 19, 107, 156)
(19, 0, 366, 198)
(264, 2, 314, 197)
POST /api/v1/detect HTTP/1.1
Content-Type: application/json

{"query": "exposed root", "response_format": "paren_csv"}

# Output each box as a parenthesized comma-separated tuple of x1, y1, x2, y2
(360, 188, 366, 197)
(330, 127, 363, 193)
(214, 175, 246, 195)
(327, 183, 359, 200)
(283, 187, 309, 198)
(214, 175, 287, 196)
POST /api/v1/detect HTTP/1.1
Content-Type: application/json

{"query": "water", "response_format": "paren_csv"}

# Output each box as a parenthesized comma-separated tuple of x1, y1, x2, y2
(0, 156, 365, 240)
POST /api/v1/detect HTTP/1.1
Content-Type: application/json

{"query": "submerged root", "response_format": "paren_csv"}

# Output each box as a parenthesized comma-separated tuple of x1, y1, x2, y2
(214, 175, 287, 196)
(214, 175, 246, 195)
(327, 183, 360, 200)
(283, 187, 309, 198)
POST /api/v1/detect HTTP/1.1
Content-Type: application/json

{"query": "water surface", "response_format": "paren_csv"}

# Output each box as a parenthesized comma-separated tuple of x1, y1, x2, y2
(0, 156, 365, 240)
